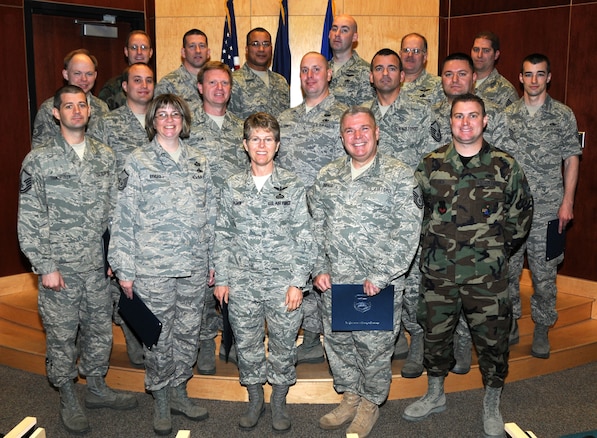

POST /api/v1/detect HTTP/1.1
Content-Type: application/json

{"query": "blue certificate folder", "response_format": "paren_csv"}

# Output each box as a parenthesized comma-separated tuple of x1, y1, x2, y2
(118, 291, 162, 350)
(331, 284, 394, 331)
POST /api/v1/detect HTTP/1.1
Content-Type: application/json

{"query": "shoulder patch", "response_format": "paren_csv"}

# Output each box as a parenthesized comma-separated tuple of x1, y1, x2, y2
(430, 120, 442, 143)
(118, 170, 129, 191)
(20, 170, 32, 194)
(413, 186, 424, 209)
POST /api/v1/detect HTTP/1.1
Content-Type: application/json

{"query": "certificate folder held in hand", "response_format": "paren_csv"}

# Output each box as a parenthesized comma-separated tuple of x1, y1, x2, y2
(331, 284, 394, 331)
(118, 291, 162, 350)
(546, 219, 566, 261)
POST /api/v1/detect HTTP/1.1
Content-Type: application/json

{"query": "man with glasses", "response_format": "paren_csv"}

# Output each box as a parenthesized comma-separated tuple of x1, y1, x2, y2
(471, 31, 518, 109)
(399, 33, 444, 105)
(228, 27, 290, 119)
(155, 29, 211, 111)
(327, 14, 375, 106)
(99, 30, 154, 110)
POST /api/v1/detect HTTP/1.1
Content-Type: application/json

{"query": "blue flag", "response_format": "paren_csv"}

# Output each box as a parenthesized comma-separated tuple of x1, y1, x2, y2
(221, 0, 240, 70)
(272, 0, 291, 84)
(320, 0, 335, 60)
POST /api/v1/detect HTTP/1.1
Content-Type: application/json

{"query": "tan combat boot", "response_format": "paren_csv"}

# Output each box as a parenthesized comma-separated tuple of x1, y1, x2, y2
(346, 397, 379, 438)
(319, 391, 361, 430)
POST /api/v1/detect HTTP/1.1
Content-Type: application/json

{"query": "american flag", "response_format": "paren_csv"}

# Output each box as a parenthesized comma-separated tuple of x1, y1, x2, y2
(221, 0, 240, 70)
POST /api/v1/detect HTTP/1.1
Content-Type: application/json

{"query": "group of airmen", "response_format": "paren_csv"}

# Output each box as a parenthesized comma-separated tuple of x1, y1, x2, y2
(17, 11, 581, 438)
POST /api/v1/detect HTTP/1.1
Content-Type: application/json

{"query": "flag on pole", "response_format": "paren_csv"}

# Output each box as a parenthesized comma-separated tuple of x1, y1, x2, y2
(272, 0, 291, 84)
(320, 0, 335, 60)
(221, 0, 240, 70)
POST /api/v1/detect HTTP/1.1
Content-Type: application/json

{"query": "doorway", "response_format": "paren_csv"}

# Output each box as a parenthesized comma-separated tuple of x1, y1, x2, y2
(24, 0, 146, 128)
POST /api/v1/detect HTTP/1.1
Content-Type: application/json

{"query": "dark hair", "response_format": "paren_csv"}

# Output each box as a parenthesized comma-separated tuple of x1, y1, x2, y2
(183, 29, 208, 47)
(243, 112, 280, 142)
(442, 52, 474, 73)
(127, 30, 152, 48)
(145, 94, 192, 140)
(473, 31, 500, 52)
(122, 62, 154, 83)
(53, 85, 86, 109)
(401, 33, 428, 52)
(521, 53, 551, 74)
(340, 106, 377, 130)
(370, 48, 403, 72)
(63, 48, 98, 70)
(197, 61, 232, 85)
(451, 93, 486, 117)
(246, 27, 271, 45)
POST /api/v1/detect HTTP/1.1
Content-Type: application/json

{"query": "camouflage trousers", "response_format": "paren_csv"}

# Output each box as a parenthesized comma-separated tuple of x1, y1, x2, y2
(418, 275, 511, 388)
(134, 273, 205, 391)
(508, 216, 562, 326)
(402, 247, 424, 337)
(38, 268, 112, 387)
(228, 282, 303, 386)
(199, 285, 222, 341)
(300, 281, 323, 334)
(321, 287, 402, 405)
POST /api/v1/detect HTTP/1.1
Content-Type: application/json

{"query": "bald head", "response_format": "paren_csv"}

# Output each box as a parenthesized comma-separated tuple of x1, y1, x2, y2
(329, 14, 358, 60)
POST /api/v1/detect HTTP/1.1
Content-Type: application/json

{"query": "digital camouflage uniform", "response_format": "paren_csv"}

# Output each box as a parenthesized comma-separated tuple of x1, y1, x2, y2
(328, 51, 375, 106)
(213, 166, 313, 386)
(228, 64, 290, 119)
(504, 95, 582, 325)
(365, 93, 441, 342)
(108, 138, 217, 391)
(87, 103, 149, 172)
(154, 65, 202, 113)
(401, 70, 444, 106)
(98, 75, 127, 110)
(415, 141, 533, 388)
(87, 103, 150, 349)
(31, 95, 109, 149)
(276, 94, 348, 334)
(308, 153, 423, 404)
(187, 109, 247, 343)
(475, 68, 519, 110)
(18, 133, 117, 387)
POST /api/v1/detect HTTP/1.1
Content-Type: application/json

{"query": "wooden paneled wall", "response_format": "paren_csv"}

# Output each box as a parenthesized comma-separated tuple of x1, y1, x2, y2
(155, 0, 440, 106)
(440, 0, 597, 281)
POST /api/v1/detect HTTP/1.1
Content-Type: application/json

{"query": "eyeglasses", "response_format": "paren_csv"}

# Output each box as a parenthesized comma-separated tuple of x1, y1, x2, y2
(400, 48, 425, 55)
(155, 111, 182, 121)
(128, 44, 150, 52)
(248, 136, 276, 145)
(249, 41, 272, 48)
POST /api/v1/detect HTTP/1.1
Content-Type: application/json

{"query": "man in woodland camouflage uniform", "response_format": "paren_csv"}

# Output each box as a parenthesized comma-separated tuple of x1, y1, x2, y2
(311, 106, 422, 438)
(434, 53, 517, 373)
(18, 85, 137, 435)
(228, 27, 290, 119)
(403, 94, 532, 438)
(505, 53, 581, 359)
(276, 52, 348, 365)
(327, 14, 375, 106)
